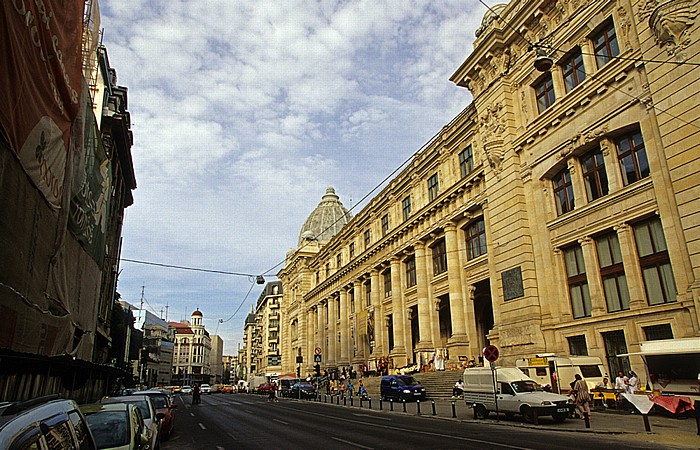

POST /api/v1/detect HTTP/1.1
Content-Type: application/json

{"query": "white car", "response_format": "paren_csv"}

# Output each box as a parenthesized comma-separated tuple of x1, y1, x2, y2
(180, 385, 192, 395)
(100, 395, 163, 450)
(200, 384, 211, 394)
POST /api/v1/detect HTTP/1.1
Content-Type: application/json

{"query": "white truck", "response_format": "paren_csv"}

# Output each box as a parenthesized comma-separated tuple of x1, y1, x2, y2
(463, 367, 574, 423)
(515, 355, 607, 394)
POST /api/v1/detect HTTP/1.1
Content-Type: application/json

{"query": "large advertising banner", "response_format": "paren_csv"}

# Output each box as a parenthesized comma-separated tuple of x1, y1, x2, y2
(0, 1, 84, 208)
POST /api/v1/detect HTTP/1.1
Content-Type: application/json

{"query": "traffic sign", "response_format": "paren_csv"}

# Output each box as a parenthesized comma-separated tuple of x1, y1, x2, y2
(314, 354, 322, 363)
(483, 345, 499, 362)
(314, 347, 322, 355)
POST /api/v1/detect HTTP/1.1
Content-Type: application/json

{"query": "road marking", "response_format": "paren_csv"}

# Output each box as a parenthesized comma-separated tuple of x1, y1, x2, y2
(190, 412, 195, 417)
(331, 437, 373, 449)
(352, 413, 392, 421)
(227, 432, 238, 441)
(216, 447, 225, 450)
(272, 418, 288, 425)
(198, 423, 206, 430)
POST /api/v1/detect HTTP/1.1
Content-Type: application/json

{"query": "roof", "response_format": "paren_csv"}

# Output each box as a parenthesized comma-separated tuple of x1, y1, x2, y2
(192, 309, 203, 317)
(298, 186, 352, 246)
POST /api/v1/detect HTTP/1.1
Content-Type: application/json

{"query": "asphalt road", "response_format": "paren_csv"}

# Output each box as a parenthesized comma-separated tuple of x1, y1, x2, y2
(162, 394, 672, 450)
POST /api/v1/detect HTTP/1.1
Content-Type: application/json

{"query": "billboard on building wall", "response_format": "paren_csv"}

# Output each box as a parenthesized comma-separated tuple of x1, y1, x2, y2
(0, 0, 84, 208)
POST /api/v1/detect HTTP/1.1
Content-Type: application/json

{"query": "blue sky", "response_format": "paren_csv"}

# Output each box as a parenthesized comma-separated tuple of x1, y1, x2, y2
(100, 0, 496, 354)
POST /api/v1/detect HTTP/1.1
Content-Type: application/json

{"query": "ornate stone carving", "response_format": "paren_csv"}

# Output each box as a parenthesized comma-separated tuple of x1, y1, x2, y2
(639, 82, 654, 110)
(617, 5, 632, 50)
(638, 0, 697, 61)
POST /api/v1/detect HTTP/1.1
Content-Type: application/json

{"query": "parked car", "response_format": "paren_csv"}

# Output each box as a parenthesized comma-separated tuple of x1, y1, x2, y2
(180, 386, 192, 395)
(200, 384, 211, 394)
(0, 395, 96, 450)
(137, 390, 177, 441)
(380, 375, 426, 402)
(171, 386, 182, 394)
(81, 402, 150, 449)
(278, 378, 300, 398)
(256, 383, 274, 395)
(209, 385, 220, 394)
(220, 385, 234, 394)
(289, 382, 316, 399)
(100, 395, 163, 450)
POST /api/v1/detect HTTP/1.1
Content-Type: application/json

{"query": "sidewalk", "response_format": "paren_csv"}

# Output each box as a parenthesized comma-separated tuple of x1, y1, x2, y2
(308, 394, 699, 449)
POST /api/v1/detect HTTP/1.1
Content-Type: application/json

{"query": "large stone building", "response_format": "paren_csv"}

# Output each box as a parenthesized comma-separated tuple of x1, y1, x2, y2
(170, 309, 213, 385)
(279, 0, 700, 383)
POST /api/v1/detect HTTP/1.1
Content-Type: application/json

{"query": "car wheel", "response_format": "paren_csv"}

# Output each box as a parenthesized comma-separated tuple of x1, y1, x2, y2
(552, 412, 568, 423)
(521, 405, 535, 423)
(474, 404, 489, 419)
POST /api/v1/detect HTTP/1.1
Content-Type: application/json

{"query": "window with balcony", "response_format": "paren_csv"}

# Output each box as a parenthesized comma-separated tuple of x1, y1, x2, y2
(535, 73, 555, 113)
(564, 245, 592, 318)
(553, 167, 574, 215)
(633, 217, 677, 305)
(592, 19, 619, 68)
(465, 218, 487, 260)
(405, 255, 416, 288)
(383, 269, 392, 298)
(616, 130, 649, 186)
(596, 232, 630, 312)
(562, 47, 586, 93)
(459, 145, 474, 178)
(431, 239, 447, 276)
(381, 214, 389, 236)
(402, 195, 412, 221)
(581, 148, 608, 201)
(428, 173, 439, 201)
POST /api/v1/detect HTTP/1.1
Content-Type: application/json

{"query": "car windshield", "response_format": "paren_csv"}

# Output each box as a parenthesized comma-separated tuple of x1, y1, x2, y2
(398, 377, 420, 386)
(123, 400, 150, 419)
(511, 381, 542, 393)
(148, 395, 168, 409)
(85, 411, 130, 448)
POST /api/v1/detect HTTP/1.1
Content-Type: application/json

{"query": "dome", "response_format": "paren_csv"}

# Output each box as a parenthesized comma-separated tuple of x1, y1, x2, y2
(298, 186, 352, 246)
(191, 309, 203, 317)
(475, 4, 507, 37)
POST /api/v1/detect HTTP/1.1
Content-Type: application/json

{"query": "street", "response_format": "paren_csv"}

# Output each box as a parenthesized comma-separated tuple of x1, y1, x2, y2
(163, 394, 674, 450)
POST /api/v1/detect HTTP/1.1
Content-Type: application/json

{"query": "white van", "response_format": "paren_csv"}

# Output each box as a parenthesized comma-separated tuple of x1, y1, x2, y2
(462, 367, 573, 423)
(515, 355, 607, 394)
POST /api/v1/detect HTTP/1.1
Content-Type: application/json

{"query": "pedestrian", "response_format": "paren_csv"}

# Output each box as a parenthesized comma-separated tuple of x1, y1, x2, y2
(627, 371, 639, 394)
(571, 374, 591, 419)
(347, 380, 354, 398)
(614, 370, 628, 390)
(453, 379, 464, 397)
(192, 383, 201, 405)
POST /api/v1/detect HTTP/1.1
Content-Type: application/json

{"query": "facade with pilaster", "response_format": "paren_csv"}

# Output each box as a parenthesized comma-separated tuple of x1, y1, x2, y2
(280, 0, 700, 381)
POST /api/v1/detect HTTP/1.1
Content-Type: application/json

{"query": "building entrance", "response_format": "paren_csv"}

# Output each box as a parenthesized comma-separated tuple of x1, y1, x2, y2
(473, 279, 494, 352)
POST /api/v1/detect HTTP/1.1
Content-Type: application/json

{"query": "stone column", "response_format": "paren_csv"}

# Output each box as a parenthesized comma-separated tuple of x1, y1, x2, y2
(353, 282, 363, 362)
(317, 302, 325, 363)
(414, 241, 433, 351)
(370, 269, 383, 357)
(568, 158, 586, 208)
(615, 223, 647, 309)
(339, 288, 350, 366)
(445, 223, 468, 347)
(579, 237, 606, 315)
(390, 257, 407, 365)
(328, 295, 337, 367)
(600, 139, 622, 193)
(306, 306, 315, 365)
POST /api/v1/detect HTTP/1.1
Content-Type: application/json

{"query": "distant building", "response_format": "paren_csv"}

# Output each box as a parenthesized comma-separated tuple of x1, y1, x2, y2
(243, 281, 284, 381)
(170, 309, 212, 385)
(210, 335, 224, 384)
(222, 354, 236, 383)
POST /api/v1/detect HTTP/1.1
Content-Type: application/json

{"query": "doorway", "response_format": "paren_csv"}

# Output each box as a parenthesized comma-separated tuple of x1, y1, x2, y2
(473, 279, 494, 351)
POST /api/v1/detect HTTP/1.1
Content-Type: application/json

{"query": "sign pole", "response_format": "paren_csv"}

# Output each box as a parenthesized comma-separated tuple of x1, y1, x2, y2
(491, 361, 499, 422)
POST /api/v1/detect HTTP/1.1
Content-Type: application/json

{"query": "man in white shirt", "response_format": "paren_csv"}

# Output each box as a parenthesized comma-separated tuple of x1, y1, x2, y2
(614, 371, 628, 390)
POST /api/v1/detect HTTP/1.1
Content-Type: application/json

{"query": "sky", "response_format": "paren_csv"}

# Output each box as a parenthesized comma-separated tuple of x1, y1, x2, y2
(99, 0, 496, 355)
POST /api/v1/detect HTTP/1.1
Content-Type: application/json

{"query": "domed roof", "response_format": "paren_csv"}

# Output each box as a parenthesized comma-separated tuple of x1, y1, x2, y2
(191, 309, 203, 317)
(475, 3, 507, 37)
(298, 186, 352, 246)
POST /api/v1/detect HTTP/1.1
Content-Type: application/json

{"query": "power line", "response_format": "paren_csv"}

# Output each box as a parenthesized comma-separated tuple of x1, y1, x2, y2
(119, 257, 261, 279)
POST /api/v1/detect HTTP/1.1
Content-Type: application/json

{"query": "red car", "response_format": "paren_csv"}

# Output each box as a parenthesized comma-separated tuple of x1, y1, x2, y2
(137, 389, 177, 440)
(256, 383, 274, 395)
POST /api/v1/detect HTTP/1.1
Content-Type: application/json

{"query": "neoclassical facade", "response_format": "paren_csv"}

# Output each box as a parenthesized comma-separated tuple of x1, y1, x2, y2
(170, 309, 212, 385)
(279, 0, 699, 379)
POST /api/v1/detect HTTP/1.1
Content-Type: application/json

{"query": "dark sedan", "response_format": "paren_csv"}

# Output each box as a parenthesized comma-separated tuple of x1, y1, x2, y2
(289, 382, 317, 399)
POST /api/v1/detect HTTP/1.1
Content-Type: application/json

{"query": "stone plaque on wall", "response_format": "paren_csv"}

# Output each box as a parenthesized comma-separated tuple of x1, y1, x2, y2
(502, 266, 524, 301)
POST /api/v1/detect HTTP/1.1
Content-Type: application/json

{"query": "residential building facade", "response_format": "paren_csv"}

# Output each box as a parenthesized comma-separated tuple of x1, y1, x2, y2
(170, 309, 212, 385)
(278, 0, 700, 382)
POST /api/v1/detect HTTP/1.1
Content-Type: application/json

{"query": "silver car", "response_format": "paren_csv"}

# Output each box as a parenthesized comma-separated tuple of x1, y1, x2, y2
(100, 395, 163, 450)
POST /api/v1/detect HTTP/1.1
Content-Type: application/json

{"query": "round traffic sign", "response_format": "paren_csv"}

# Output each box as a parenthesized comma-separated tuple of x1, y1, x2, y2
(483, 345, 499, 362)
(314, 347, 322, 355)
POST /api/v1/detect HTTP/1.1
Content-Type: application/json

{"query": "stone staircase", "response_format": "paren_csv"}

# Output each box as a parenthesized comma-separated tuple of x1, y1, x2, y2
(358, 370, 463, 399)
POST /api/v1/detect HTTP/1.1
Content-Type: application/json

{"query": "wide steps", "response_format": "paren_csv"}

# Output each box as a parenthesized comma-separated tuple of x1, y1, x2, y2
(357, 370, 463, 399)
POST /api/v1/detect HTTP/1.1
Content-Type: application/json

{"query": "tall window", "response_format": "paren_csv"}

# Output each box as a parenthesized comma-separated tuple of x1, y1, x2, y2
(383, 270, 392, 298)
(562, 47, 586, 93)
(431, 239, 447, 276)
(596, 232, 630, 312)
(428, 173, 439, 201)
(349, 242, 355, 258)
(336, 253, 342, 269)
(365, 282, 371, 306)
(381, 214, 389, 236)
(592, 19, 619, 68)
(564, 245, 592, 318)
(633, 217, 677, 305)
(616, 130, 649, 186)
(402, 196, 411, 221)
(405, 256, 416, 288)
(581, 148, 608, 201)
(465, 218, 487, 260)
(567, 335, 589, 356)
(459, 145, 474, 178)
(643, 324, 673, 341)
(325, 263, 330, 277)
(553, 167, 574, 215)
(364, 229, 371, 248)
(535, 73, 555, 113)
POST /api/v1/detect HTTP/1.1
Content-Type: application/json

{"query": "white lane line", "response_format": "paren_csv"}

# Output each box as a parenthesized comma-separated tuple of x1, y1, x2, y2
(189, 412, 195, 417)
(272, 418, 288, 425)
(216, 447, 225, 450)
(198, 423, 206, 430)
(227, 432, 238, 441)
(331, 437, 374, 449)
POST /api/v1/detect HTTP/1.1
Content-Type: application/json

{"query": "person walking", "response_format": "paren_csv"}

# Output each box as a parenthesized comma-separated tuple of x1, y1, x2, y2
(571, 374, 591, 419)
(347, 380, 354, 398)
(192, 383, 201, 405)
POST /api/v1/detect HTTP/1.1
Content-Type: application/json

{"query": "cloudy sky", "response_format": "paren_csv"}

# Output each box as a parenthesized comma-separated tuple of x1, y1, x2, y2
(100, 0, 494, 354)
